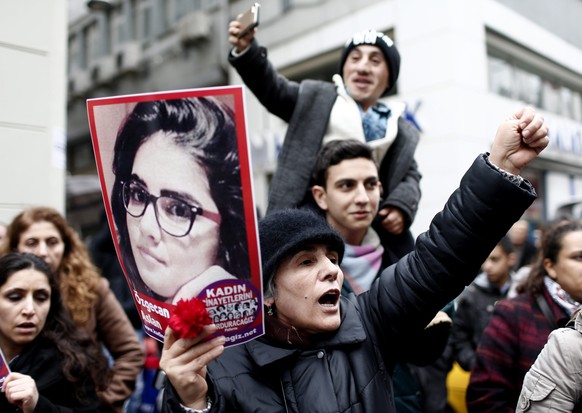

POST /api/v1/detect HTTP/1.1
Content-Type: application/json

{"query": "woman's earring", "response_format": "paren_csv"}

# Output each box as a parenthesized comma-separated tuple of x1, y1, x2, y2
(267, 305, 274, 316)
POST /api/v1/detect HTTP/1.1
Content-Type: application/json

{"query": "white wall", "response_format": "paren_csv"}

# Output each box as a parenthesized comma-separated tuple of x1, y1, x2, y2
(0, 1, 67, 223)
(400, 0, 582, 236)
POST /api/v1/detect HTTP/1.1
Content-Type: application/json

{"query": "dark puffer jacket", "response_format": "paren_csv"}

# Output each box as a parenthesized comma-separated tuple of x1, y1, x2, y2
(162, 155, 536, 413)
(450, 273, 514, 371)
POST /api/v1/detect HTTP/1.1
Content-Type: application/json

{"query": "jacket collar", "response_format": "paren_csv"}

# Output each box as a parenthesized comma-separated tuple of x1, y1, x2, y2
(246, 296, 367, 367)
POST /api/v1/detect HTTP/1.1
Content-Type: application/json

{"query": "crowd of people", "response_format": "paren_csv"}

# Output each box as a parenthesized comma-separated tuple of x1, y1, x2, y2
(0, 15, 575, 413)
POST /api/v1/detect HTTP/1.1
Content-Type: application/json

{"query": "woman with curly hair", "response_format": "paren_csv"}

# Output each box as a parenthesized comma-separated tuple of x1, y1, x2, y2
(1, 207, 144, 413)
(0, 252, 109, 412)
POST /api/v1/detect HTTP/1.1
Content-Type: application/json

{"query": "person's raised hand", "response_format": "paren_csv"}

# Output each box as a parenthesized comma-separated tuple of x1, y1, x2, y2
(377, 207, 405, 235)
(159, 325, 225, 410)
(489, 107, 549, 175)
(228, 18, 256, 53)
(2, 372, 39, 413)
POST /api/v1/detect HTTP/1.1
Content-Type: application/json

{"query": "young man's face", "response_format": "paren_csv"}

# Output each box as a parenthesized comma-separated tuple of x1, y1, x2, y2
(342, 45, 389, 111)
(482, 245, 515, 287)
(312, 157, 381, 245)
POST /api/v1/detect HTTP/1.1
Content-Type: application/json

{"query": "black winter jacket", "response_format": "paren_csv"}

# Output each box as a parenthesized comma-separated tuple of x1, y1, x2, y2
(450, 273, 513, 371)
(162, 155, 536, 412)
(0, 337, 100, 413)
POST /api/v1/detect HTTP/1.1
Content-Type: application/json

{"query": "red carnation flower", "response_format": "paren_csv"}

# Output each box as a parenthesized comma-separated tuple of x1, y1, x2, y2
(168, 298, 211, 339)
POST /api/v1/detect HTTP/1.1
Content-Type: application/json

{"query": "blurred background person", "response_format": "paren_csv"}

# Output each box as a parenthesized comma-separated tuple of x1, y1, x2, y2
(508, 219, 538, 272)
(467, 220, 582, 412)
(445, 236, 517, 413)
(451, 236, 517, 372)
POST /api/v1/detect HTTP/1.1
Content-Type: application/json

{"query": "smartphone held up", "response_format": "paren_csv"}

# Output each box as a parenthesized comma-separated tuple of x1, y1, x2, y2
(237, 3, 260, 38)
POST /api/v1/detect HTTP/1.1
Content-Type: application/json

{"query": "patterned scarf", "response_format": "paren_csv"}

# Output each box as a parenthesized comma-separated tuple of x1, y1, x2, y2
(359, 102, 391, 142)
(341, 229, 384, 294)
(544, 276, 582, 316)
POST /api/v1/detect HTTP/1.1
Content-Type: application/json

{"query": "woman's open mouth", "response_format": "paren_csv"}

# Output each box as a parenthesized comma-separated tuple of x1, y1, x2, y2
(318, 289, 340, 308)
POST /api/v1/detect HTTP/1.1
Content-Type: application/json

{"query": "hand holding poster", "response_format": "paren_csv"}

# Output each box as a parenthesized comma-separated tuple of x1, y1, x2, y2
(87, 87, 263, 346)
(0, 346, 10, 387)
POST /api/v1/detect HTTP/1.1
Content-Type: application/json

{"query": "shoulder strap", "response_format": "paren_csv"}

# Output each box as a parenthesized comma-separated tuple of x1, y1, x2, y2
(535, 294, 558, 329)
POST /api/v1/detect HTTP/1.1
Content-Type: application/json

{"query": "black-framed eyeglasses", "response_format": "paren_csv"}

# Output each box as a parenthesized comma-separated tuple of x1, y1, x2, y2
(122, 180, 221, 237)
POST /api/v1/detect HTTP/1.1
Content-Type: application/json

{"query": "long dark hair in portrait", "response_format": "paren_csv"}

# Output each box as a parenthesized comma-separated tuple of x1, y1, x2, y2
(111, 97, 250, 299)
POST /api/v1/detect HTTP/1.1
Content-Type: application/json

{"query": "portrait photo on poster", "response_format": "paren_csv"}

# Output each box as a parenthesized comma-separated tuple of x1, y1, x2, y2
(87, 87, 263, 347)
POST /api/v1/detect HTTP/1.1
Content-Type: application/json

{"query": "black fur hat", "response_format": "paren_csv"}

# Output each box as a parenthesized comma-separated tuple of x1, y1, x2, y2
(259, 209, 345, 289)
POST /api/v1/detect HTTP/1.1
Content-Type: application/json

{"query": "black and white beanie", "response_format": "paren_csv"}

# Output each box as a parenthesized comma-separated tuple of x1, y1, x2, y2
(259, 209, 345, 290)
(338, 29, 401, 95)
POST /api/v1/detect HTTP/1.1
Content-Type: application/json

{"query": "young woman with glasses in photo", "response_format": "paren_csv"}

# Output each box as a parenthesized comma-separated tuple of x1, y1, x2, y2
(110, 97, 250, 304)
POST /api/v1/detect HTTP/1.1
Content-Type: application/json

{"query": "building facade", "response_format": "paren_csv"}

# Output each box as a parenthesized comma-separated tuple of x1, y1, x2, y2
(0, 1, 67, 224)
(67, 0, 582, 238)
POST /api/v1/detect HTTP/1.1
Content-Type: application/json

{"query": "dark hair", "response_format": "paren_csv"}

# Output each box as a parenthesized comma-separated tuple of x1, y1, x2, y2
(0, 252, 109, 395)
(111, 97, 250, 298)
(497, 235, 514, 254)
(312, 139, 377, 188)
(517, 220, 582, 295)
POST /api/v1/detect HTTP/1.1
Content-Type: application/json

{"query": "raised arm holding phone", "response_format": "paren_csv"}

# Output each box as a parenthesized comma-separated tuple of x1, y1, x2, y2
(228, 19, 423, 267)
(236, 3, 259, 39)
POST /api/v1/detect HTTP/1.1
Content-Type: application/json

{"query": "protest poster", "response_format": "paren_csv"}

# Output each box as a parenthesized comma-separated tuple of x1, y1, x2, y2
(87, 86, 263, 347)
(0, 346, 10, 386)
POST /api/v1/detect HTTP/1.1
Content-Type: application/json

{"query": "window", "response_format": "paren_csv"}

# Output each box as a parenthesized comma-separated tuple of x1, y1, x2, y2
(68, 33, 80, 73)
(175, 0, 197, 19)
(134, 0, 152, 41)
(153, 0, 171, 36)
(487, 29, 582, 122)
(68, 140, 97, 174)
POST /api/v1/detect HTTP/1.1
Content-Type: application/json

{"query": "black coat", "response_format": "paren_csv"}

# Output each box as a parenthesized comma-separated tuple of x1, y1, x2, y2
(450, 274, 512, 371)
(0, 337, 100, 413)
(162, 155, 537, 413)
